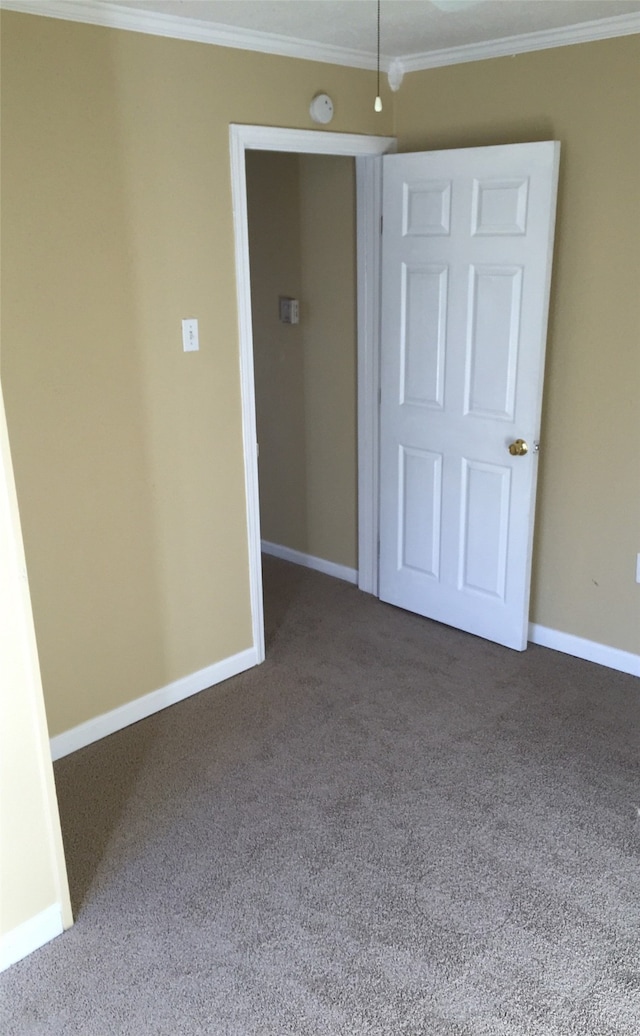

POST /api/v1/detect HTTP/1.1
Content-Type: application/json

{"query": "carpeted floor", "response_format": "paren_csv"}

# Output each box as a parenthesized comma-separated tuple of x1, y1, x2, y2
(2, 556, 639, 1035)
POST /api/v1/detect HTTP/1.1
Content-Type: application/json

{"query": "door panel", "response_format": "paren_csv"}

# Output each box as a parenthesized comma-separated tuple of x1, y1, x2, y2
(400, 446, 442, 578)
(465, 264, 522, 419)
(460, 458, 510, 600)
(379, 142, 560, 650)
(401, 264, 447, 408)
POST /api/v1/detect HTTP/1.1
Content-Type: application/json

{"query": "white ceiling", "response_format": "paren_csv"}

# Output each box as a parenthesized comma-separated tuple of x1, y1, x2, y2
(111, 0, 640, 60)
(4, 0, 640, 69)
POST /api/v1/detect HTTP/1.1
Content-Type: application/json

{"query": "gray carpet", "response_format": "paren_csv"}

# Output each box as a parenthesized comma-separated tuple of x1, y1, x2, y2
(2, 556, 639, 1035)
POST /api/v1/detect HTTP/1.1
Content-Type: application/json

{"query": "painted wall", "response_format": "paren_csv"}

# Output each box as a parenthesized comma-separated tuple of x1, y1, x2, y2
(299, 154, 357, 571)
(246, 151, 307, 553)
(394, 35, 640, 654)
(248, 152, 357, 570)
(0, 11, 391, 738)
(0, 386, 72, 967)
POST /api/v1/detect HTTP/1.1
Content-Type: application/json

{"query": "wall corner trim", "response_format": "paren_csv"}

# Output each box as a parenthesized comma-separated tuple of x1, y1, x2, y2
(261, 540, 358, 586)
(0, 0, 377, 68)
(0, 903, 64, 972)
(49, 647, 260, 761)
(2, 2, 638, 70)
(528, 623, 640, 678)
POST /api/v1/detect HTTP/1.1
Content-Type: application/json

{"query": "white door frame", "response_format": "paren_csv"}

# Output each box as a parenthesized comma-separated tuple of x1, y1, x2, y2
(229, 125, 396, 663)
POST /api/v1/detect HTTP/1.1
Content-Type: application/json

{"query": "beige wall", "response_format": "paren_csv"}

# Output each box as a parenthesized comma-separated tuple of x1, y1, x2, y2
(0, 11, 391, 737)
(248, 152, 357, 569)
(0, 386, 72, 956)
(246, 151, 308, 552)
(299, 154, 358, 570)
(395, 35, 640, 653)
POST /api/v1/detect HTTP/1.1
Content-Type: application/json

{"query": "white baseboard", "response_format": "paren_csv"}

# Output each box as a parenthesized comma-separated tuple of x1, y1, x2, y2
(50, 646, 260, 761)
(529, 623, 640, 678)
(1, 903, 64, 972)
(261, 540, 358, 585)
(261, 543, 638, 678)
(47, 614, 634, 765)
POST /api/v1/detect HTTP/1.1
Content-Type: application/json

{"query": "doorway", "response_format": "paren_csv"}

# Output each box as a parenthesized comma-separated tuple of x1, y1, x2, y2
(245, 150, 359, 589)
(229, 126, 396, 665)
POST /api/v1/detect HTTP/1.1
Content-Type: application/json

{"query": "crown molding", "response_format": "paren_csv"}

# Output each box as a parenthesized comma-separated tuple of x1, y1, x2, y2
(1, 1, 638, 73)
(0, 0, 380, 69)
(401, 12, 640, 72)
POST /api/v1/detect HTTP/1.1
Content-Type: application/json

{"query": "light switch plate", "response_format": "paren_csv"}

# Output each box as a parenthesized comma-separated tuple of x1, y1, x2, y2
(279, 297, 299, 325)
(182, 318, 199, 352)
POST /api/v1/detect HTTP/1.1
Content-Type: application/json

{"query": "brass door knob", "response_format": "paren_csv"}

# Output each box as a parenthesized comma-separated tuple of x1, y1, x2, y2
(508, 438, 529, 456)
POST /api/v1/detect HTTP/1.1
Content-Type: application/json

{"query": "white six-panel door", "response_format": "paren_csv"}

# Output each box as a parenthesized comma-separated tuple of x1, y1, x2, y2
(378, 142, 560, 649)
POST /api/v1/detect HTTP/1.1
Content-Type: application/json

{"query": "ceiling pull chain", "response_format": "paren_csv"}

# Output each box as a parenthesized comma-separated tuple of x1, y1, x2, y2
(375, 0, 383, 112)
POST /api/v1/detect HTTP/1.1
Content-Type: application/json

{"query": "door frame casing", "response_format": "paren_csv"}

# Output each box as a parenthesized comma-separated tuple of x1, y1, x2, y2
(229, 124, 396, 663)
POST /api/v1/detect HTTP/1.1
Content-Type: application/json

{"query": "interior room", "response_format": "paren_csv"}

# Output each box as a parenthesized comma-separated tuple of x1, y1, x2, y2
(1, 1, 639, 1031)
